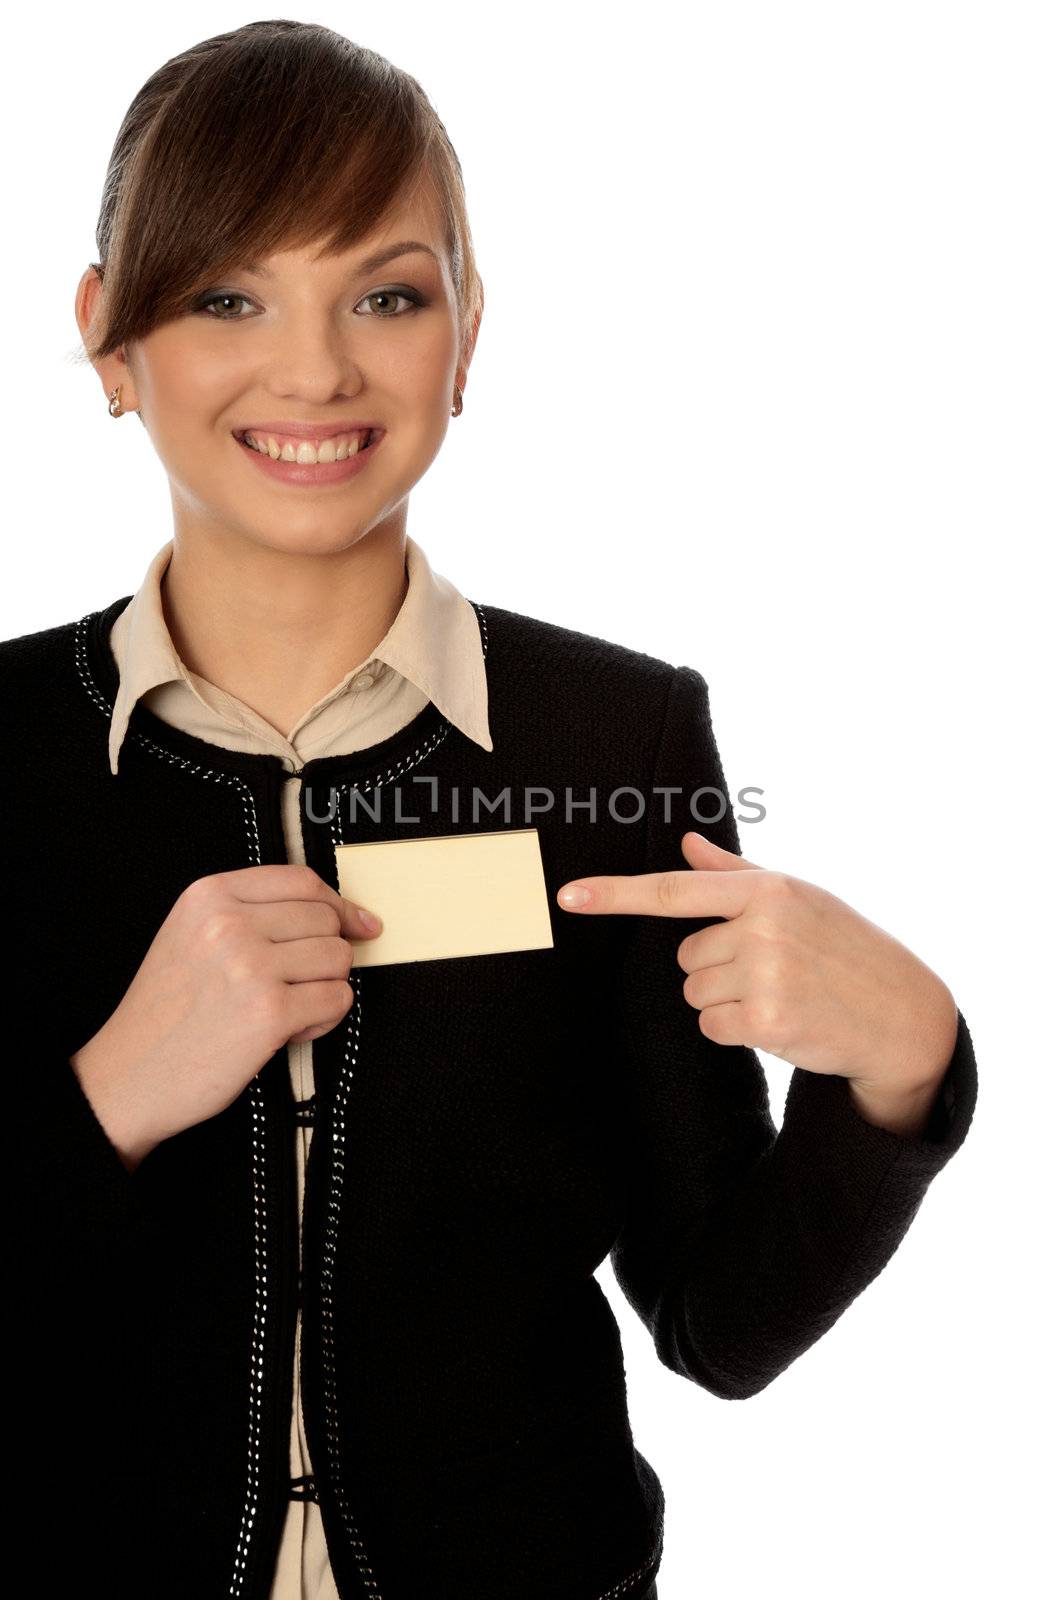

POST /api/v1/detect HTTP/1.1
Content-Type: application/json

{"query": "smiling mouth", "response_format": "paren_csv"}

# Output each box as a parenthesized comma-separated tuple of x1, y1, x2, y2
(237, 427, 380, 464)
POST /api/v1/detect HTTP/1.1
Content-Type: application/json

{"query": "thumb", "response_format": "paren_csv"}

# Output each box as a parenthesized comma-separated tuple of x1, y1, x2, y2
(339, 896, 383, 937)
(680, 829, 762, 872)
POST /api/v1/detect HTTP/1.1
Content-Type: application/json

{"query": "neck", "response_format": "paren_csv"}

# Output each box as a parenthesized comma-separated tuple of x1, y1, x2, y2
(159, 521, 409, 739)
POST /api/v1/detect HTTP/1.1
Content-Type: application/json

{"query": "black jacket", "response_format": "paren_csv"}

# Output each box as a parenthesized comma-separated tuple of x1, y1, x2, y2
(6, 595, 978, 1598)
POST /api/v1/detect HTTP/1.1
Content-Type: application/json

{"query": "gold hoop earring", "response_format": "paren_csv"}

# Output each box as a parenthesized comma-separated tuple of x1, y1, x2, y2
(451, 387, 464, 418)
(108, 385, 124, 418)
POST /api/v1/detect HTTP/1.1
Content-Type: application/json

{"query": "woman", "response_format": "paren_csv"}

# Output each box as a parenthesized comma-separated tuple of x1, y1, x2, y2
(9, 20, 977, 1600)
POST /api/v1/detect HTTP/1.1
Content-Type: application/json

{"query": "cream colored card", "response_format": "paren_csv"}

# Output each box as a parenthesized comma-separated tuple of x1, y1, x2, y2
(335, 828, 555, 968)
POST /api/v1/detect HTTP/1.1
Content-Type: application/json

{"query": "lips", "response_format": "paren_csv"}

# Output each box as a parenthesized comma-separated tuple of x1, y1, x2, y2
(234, 424, 384, 484)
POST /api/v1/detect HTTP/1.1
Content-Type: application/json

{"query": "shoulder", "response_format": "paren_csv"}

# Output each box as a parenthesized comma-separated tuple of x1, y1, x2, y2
(0, 612, 82, 673)
(470, 601, 719, 779)
(472, 600, 686, 706)
(0, 605, 107, 754)
(0, 613, 87, 717)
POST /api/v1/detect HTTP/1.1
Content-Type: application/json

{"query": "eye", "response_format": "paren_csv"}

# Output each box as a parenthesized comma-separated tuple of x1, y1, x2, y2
(355, 288, 425, 317)
(193, 292, 255, 320)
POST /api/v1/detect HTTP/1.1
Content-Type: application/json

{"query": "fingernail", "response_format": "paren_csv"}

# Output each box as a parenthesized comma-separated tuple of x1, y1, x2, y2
(358, 907, 382, 933)
(558, 884, 591, 908)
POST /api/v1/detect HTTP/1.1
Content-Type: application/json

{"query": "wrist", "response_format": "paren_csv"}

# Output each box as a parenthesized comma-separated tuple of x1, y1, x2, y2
(850, 982, 959, 1094)
(846, 1071, 946, 1138)
(70, 1036, 160, 1172)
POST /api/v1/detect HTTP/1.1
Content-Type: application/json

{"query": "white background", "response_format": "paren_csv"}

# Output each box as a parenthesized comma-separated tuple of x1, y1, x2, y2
(2, 3, 1059, 1595)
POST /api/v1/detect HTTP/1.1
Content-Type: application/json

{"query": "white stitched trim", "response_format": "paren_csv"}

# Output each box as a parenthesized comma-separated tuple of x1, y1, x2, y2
(74, 613, 269, 1600)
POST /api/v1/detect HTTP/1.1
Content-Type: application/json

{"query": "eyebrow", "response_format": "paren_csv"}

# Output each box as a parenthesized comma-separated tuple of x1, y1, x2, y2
(237, 240, 440, 278)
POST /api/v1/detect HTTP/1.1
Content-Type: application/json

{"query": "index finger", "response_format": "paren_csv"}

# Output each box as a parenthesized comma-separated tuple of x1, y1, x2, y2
(556, 868, 756, 918)
(210, 862, 377, 930)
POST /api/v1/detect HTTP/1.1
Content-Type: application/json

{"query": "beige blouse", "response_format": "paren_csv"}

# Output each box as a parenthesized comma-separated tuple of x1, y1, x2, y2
(107, 533, 493, 1598)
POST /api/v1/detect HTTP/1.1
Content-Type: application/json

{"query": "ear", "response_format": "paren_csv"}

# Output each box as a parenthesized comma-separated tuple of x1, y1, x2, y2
(74, 264, 142, 417)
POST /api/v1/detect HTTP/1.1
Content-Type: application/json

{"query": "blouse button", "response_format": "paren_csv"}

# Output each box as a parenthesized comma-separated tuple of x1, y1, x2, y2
(351, 672, 375, 691)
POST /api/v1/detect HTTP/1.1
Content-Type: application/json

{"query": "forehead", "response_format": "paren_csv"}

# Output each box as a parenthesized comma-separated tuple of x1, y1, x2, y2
(246, 181, 448, 278)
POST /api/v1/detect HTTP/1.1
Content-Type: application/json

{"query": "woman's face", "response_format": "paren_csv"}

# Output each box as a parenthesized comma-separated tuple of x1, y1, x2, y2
(77, 179, 479, 560)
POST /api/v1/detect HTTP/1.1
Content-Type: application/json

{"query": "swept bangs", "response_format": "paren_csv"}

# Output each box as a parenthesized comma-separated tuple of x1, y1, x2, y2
(80, 20, 482, 365)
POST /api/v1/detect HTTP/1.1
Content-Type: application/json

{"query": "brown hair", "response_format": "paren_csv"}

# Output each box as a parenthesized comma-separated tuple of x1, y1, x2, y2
(78, 19, 483, 367)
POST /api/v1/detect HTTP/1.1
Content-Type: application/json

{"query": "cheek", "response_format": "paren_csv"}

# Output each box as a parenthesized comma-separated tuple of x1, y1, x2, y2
(395, 321, 461, 392)
(138, 356, 249, 470)
(138, 329, 251, 411)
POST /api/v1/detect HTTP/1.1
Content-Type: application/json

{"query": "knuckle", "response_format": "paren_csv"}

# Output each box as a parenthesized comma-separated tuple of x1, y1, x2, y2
(748, 909, 784, 946)
(656, 870, 684, 910)
(763, 871, 800, 909)
(182, 873, 219, 909)
(200, 908, 243, 949)
(330, 979, 354, 1017)
(225, 952, 260, 988)
(700, 1006, 740, 1047)
(746, 993, 783, 1043)
(332, 937, 354, 975)
(306, 901, 339, 934)
(698, 1007, 722, 1043)
(682, 970, 702, 1008)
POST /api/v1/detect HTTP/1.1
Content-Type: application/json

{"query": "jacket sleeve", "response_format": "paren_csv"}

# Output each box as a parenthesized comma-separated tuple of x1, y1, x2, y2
(609, 664, 979, 1400)
(17, 972, 150, 1549)
(20, 999, 147, 1283)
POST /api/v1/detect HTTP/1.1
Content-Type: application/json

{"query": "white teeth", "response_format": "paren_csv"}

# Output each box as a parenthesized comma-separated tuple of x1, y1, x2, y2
(241, 430, 370, 463)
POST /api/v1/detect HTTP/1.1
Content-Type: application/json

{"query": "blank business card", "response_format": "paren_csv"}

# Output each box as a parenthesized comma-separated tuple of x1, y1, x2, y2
(335, 827, 555, 968)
